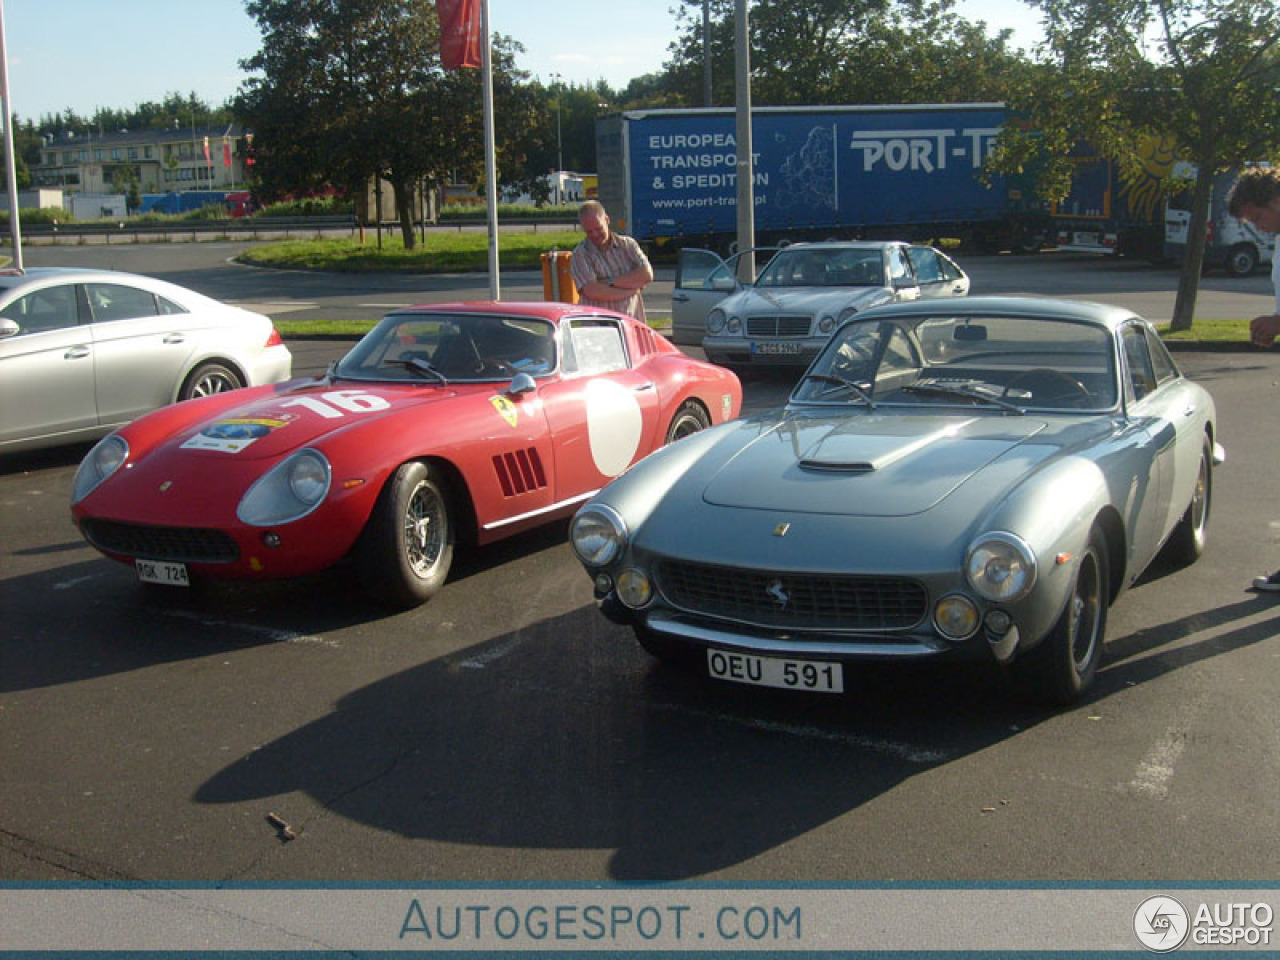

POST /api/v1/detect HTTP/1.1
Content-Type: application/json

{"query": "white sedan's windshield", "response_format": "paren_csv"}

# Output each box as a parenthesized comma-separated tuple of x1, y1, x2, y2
(757, 248, 885, 288)
(792, 314, 1119, 411)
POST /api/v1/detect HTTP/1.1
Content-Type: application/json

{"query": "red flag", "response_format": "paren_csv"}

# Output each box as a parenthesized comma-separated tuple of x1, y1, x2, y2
(223, 138, 232, 167)
(437, 0, 481, 69)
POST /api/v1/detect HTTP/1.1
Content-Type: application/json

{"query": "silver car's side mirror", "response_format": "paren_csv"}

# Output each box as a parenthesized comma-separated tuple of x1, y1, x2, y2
(508, 372, 537, 396)
(0, 317, 18, 340)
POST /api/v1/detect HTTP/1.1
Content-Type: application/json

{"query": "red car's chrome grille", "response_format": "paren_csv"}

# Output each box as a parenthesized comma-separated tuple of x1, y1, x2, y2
(746, 315, 811, 337)
(80, 518, 240, 564)
(493, 448, 548, 496)
(655, 559, 927, 631)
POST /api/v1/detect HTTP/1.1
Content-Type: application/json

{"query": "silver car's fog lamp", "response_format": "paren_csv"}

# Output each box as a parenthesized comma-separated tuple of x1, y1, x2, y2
(819, 314, 836, 334)
(707, 309, 727, 334)
(72, 434, 129, 504)
(237, 449, 332, 526)
(965, 533, 1036, 602)
(934, 594, 980, 640)
(838, 306, 859, 325)
(727, 315, 742, 333)
(616, 568, 654, 608)
(570, 505, 628, 567)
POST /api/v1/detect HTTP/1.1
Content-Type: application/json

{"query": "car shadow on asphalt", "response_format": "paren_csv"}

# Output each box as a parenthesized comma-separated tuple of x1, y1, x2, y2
(191, 591, 1280, 881)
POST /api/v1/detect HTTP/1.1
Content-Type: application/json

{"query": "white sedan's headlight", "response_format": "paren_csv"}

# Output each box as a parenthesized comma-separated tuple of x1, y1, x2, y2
(819, 314, 836, 333)
(707, 309, 727, 334)
(237, 449, 331, 526)
(71, 434, 129, 504)
(965, 532, 1037, 602)
(570, 505, 628, 567)
(727, 314, 742, 333)
(838, 306, 859, 325)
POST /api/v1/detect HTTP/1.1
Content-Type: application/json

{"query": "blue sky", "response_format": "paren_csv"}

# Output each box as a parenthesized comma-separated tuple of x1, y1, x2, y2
(4, 0, 1044, 123)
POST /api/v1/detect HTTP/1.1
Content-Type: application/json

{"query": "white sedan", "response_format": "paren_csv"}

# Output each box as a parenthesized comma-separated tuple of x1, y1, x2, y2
(0, 267, 292, 453)
(671, 242, 969, 367)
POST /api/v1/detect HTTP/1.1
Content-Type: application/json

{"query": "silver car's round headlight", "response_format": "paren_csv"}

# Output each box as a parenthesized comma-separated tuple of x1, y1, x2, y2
(726, 314, 742, 333)
(838, 306, 859, 325)
(965, 532, 1037, 602)
(237, 449, 332, 526)
(570, 505, 628, 567)
(707, 309, 727, 334)
(818, 314, 836, 333)
(71, 434, 129, 504)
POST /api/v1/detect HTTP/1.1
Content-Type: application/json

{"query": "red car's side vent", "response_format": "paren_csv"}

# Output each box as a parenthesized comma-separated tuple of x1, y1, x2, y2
(633, 325, 658, 358)
(493, 448, 548, 496)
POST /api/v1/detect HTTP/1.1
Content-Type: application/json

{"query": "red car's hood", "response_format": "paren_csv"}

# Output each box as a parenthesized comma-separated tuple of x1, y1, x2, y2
(164, 379, 469, 460)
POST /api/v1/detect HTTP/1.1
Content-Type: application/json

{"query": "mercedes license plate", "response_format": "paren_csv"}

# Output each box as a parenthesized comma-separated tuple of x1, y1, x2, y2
(752, 341, 802, 356)
(706, 649, 843, 693)
(135, 559, 190, 587)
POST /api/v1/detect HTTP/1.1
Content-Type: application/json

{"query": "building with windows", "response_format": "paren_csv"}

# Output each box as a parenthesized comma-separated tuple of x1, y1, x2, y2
(29, 124, 252, 196)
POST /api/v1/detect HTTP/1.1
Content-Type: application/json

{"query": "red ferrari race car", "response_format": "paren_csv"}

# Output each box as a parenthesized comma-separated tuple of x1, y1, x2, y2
(70, 302, 742, 608)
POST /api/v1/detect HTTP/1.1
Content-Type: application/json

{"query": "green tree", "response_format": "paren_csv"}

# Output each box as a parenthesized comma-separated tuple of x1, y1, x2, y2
(993, 0, 1280, 330)
(655, 0, 1032, 107)
(237, 0, 547, 248)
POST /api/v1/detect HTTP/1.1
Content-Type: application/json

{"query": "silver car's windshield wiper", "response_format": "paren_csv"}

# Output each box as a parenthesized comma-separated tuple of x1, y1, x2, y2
(900, 381, 1025, 414)
(385, 357, 449, 384)
(800, 372, 876, 407)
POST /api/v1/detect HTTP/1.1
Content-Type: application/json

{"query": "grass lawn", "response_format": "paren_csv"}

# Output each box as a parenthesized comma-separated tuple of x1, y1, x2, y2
(240, 235, 1257, 345)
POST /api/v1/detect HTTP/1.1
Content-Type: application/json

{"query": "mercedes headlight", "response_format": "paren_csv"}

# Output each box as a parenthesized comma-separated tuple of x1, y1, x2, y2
(707, 309, 727, 334)
(71, 434, 129, 504)
(727, 314, 742, 333)
(965, 532, 1036, 602)
(819, 314, 836, 334)
(570, 505, 628, 567)
(838, 306, 859, 325)
(237, 449, 331, 526)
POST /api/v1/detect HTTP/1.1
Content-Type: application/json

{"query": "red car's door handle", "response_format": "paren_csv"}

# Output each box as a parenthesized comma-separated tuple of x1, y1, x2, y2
(634, 383, 655, 392)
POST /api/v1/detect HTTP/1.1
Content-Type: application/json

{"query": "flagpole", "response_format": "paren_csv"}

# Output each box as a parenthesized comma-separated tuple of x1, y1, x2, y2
(480, 0, 499, 299)
(0, 0, 24, 270)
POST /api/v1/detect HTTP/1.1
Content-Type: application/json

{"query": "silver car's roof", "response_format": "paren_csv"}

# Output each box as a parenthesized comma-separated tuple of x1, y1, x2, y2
(852, 295, 1139, 331)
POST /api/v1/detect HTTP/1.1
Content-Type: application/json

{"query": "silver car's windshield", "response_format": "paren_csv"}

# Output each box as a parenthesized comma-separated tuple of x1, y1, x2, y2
(756, 247, 885, 288)
(791, 313, 1119, 412)
(335, 313, 557, 383)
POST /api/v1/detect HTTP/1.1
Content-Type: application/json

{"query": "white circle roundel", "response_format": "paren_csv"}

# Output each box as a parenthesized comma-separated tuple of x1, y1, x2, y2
(584, 379, 643, 477)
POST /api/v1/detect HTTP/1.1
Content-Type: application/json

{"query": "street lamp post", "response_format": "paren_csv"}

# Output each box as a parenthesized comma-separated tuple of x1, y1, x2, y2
(551, 73, 563, 204)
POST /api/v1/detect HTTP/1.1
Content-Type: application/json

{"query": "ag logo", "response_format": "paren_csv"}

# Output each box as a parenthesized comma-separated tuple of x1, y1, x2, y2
(1134, 895, 1190, 952)
(490, 395, 518, 428)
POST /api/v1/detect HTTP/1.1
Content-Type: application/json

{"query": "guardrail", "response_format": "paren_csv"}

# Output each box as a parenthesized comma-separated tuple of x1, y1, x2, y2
(10, 215, 579, 244)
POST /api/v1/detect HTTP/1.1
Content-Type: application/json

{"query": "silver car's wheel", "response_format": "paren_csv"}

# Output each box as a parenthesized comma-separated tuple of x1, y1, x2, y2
(1020, 526, 1109, 705)
(1166, 438, 1212, 565)
(664, 401, 711, 443)
(358, 461, 454, 608)
(182, 362, 243, 400)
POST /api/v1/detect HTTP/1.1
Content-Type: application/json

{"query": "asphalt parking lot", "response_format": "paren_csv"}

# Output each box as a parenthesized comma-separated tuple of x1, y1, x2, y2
(2, 244, 1279, 884)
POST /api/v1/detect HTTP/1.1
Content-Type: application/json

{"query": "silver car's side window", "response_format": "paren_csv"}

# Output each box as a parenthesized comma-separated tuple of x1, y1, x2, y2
(0, 285, 80, 335)
(86, 283, 160, 324)
(1121, 324, 1157, 401)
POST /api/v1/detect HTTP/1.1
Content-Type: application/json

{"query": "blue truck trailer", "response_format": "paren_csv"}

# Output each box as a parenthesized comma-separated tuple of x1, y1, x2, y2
(595, 103, 1047, 252)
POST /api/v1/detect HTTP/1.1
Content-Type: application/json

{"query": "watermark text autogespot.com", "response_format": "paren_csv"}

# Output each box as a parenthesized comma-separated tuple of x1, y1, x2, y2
(399, 899, 802, 946)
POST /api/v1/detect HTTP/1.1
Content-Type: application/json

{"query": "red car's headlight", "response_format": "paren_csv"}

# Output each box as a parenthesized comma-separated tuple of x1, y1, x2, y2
(237, 449, 332, 526)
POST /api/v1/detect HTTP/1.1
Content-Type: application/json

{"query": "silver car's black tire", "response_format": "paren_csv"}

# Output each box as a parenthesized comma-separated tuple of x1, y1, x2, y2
(1020, 526, 1109, 706)
(357, 461, 453, 609)
(181, 362, 243, 400)
(1166, 437, 1212, 565)
(1226, 243, 1258, 277)
(664, 401, 711, 444)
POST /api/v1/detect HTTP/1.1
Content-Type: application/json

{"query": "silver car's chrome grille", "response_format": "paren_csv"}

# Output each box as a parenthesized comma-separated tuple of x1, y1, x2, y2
(80, 518, 240, 564)
(745, 315, 811, 337)
(655, 559, 927, 632)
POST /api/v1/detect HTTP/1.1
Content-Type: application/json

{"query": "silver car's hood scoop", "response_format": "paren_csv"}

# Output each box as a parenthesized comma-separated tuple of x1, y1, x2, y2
(703, 414, 1048, 517)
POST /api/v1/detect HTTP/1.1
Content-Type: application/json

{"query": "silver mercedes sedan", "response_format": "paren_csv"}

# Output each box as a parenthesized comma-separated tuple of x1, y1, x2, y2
(672, 241, 969, 361)
(0, 268, 292, 453)
(571, 297, 1221, 706)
